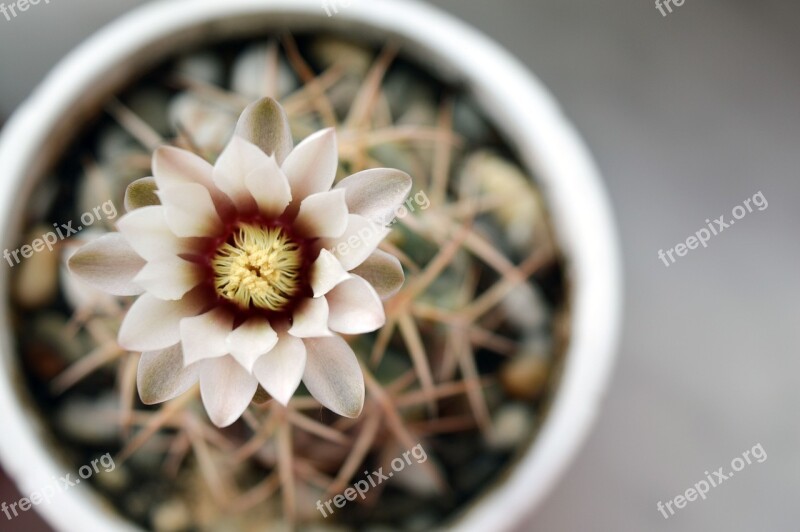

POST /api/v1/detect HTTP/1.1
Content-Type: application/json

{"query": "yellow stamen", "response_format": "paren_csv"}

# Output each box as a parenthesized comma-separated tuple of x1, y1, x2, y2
(211, 224, 302, 311)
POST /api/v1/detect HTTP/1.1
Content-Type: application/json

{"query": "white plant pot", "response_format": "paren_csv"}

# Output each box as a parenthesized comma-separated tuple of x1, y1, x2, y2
(0, 1, 622, 530)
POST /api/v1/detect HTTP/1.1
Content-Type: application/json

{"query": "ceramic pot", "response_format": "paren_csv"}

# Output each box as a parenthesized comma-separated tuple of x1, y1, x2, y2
(0, 1, 621, 530)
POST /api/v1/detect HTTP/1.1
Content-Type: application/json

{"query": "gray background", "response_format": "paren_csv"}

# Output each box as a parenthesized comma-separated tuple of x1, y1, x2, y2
(1, 0, 798, 530)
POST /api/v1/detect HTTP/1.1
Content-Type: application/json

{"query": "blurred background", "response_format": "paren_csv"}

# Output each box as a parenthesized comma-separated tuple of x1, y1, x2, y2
(1, 0, 798, 530)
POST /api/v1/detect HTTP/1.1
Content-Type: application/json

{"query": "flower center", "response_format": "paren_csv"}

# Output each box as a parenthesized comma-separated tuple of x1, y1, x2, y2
(211, 224, 303, 311)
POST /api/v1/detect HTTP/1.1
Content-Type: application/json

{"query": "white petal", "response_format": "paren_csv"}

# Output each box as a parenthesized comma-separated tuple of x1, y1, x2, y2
(60, 254, 118, 312)
(117, 206, 198, 261)
(137, 344, 198, 405)
(282, 128, 338, 206)
(133, 255, 203, 300)
(293, 189, 348, 238)
(288, 297, 332, 338)
(67, 233, 145, 296)
(326, 276, 386, 334)
(180, 308, 234, 366)
(199, 356, 258, 427)
(310, 249, 351, 297)
(157, 182, 223, 238)
(252, 333, 307, 405)
(303, 336, 365, 418)
(124, 176, 160, 212)
(226, 317, 279, 373)
(243, 153, 292, 218)
(153, 146, 212, 185)
(318, 214, 390, 271)
(213, 136, 272, 211)
(350, 249, 405, 299)
(234, 98, 294, 165)
(118, 290, 207, 352)
(153, 146, 232, 212)
(335, 168, 413, 225)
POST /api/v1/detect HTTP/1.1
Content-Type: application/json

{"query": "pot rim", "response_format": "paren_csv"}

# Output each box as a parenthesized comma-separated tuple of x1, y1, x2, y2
(0, 1, 622, 530)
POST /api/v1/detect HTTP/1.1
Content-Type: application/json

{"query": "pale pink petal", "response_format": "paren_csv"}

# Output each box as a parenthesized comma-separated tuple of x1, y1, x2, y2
(61, 246, 119, 311)
(288, 297, 332, 338)
(67, 233, 145, 296)
(153, 146, 232, 213)
(252, 333, 307, 405)
(234, 97, 293, 164)
(199, 356, 259, 427)
(157, 182, 223, 238)
(293, 189, 348, 238)
(318, 214, 390, 271)
(243, 153, 292, 218)
(117, 206, 199, 261)
(282, 128, 338, 207)
(212, 136, 272, 212)
(133, 255, 203, 300)
(118, 290, 207, 352)
(124, 176, 160, 212)
(137, 344, 198, 405)
(180, 308, 234, 366)
(226, 317, 279, 373)
(350, 249, 405, 299)
(326, 276, 386, 334)
(303, 336, 365, 418)
(335, 168, 413, 225)
(310, 249, 351, 297)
